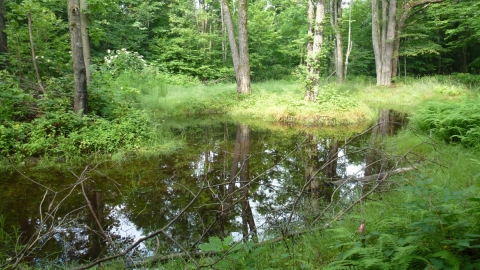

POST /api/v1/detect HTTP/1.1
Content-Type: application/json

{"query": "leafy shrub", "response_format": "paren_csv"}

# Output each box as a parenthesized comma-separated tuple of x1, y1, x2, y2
(1, 110, 153, 159)
(102, 48, 147, 77)
(316, 85, 359, 110)
(411, 101, 480, 149)
(0, 71, 35, 121)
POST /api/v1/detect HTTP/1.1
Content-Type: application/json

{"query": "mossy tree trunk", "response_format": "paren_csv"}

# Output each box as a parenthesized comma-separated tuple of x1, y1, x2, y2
(305, 0, 325, 101)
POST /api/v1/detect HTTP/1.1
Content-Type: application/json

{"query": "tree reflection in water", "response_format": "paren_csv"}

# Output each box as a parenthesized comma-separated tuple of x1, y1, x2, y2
(1, 120, 373, 265)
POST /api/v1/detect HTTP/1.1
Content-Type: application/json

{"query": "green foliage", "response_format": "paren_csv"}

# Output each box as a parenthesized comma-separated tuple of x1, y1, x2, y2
(326, 179, 480, 269)
(102, 48, 148, 77)
(5, 0, 70, 79)
(0, 216, 21, 266)
(411, 100, 480, 149)
(0, 71, 35, 121)
(433, 74, 480, 90)
(198, 236, 272, 269)
(1, 110, 152, 159)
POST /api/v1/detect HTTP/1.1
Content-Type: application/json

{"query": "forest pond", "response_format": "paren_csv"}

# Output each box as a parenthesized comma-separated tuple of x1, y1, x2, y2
(1, 112, 405, 265)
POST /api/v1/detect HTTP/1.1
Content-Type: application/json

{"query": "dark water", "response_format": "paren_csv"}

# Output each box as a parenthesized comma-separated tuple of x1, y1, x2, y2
(0, 114, 404, 265)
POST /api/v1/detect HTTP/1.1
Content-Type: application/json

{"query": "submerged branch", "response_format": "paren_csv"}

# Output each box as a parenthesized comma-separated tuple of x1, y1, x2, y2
(328, 166, 418, 185)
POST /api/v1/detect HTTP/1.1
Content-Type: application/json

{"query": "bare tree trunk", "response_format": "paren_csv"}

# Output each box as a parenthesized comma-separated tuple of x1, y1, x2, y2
(237, 0, 251, 94)
(372, 0, 382, 85)
(28, 12, 45, 95)
(305, 0, 325, 101)
(220, 2, 227, 65)
(381, 0, 396, 85)
(0, 0, 8, 70)
(304, 0, 315, 101)
(220, 0, 239, 79)
(330, 0, 343, 83)
(220, 0, 251, 94)
(80, 0, 91, 84)
(344, 2, 353, 79)
(67, 0, 88, 115)
(372, 0, 395, 86)
(373, 0, 444, 85)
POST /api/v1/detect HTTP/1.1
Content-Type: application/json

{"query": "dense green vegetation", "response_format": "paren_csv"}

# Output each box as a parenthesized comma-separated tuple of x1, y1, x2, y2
(0, 0, 480, 269)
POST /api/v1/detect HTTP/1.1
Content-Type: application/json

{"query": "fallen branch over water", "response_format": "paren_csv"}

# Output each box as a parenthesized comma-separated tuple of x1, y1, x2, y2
(328, 166, 417, 186)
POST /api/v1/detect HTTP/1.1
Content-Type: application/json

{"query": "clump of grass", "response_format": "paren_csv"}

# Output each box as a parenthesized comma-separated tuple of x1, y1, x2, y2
(357, 77, 469, 113)
(144, 83, 238, 118)
(229, 82, 375, 125)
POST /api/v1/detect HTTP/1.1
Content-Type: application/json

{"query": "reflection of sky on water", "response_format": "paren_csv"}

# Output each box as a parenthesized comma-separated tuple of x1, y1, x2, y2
(3, 121, 373, 263)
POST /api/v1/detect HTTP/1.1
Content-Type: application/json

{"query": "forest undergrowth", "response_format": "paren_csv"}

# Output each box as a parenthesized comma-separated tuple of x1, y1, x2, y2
(1, 63, 480, 269)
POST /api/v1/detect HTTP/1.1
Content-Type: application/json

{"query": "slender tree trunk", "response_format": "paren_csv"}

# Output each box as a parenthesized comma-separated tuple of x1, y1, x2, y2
(0, 0, 8, 70)
(80, 0, 91, 84)
(67, 0, 88, 115)
(220, 2, 227, 65)
(304, 0, 315, 101)
(330, 0, 343, 83)
(28, 12, 45, 95)
(344, 2, 353, 79)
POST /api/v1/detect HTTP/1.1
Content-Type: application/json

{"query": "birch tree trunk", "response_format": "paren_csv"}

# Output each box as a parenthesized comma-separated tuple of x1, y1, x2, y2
(330, 0, 343, 83)
(0, 0, 8, 70)
(80, 0, 91, 84)
(344, 2, 353, 79)
(220, 0, 251, 94)
(67, 0, 88, 115)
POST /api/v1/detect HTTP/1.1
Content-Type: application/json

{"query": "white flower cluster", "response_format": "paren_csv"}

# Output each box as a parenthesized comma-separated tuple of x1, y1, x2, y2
(103, 48, 147, 72)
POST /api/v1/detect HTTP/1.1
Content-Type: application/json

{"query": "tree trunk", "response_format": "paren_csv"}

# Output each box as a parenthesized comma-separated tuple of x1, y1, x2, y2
(372, 0, 395, 86)
(381, 0, 396, 85)
(237, 0, 251, 94)
(373, 0, 445, 85)
(304, 0, 315, 101)
(330, 0, 343, 83)
(221, 0, 251, 94)
(0, 0, 8, 70)
(80, 0, 91, 84)
(28, 12, 45, 95)
(305, 0, 325, 101)
(67, 0, 88, 115)
(220, 2, 227, 65)
(344, 2, 353, 79)
(372, 0, 382, 85)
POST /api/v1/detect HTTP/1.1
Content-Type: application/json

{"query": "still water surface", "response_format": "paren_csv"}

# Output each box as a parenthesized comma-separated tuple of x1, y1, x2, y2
(1, 118, 377, 264)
